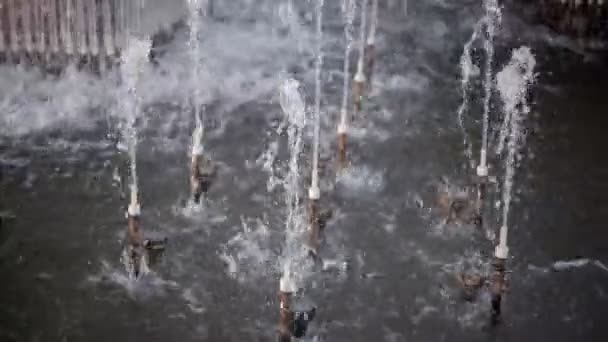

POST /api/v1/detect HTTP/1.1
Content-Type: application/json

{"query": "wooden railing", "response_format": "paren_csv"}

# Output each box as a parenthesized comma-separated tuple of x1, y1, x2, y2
(0, 0, 187, 70)
(531, 0, 607, 49)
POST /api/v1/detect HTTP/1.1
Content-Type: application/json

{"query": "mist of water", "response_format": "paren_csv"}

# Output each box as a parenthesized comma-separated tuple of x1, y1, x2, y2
(339, 0, 356, 129)
(495, 46, 536, 236)
(479, 0, 501, 170)
(279, 78, 309, 286)
(456, 19, 483, 167)
(311, 0, 324, 194)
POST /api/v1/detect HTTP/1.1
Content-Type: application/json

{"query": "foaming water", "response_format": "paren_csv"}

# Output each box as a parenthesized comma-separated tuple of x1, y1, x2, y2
(529, 258, 608, 274)
(88, 259, 179, 300)
(495, 47, 536, 229)
(336, 165, 384, 194)
(440, 249, 493, 328)
(221, 216, 278, 283)
(0, 66, 114, 137)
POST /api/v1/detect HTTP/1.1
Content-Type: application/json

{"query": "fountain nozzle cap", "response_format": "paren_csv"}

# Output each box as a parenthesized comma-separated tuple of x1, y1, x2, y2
(192, 143, 204, 156)
(280, 273, 297, 293)
(338, 122, 348, 134)
(354, 70, 366, 83)
(128, 203, 141, 217)
(476, 164, 488, 177)
(495, 244, 509, 259)
(308, 185, 321, 200)
(366, 35, 376, 46)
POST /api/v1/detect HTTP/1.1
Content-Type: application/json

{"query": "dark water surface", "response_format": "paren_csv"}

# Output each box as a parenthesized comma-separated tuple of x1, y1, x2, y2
(1, 1, 607, 341)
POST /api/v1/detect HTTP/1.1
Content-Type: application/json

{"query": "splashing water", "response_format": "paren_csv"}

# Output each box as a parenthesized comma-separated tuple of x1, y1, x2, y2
(310, 0, 324, 195)
(496, 47, 536, 232)
(279, 79, 309, 284)
(119, 37, 151, 205)
(456, 19, 483, 167)
(338, 0, 356, 129)
(479, 0, 501, 170)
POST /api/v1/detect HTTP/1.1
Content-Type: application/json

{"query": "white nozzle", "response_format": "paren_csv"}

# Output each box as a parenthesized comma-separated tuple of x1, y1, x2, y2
(477, 148, 488, 177)
(192, 142, 204, 156)
(129, 186, 138, 207)
(280, 272, 297, 293)
(354, 70, 366, 83)
(128, 203, 141, 217)
(495, 225, 509, 259)
(308, 185, 321, 200)
(366, 35, 375, 46)
(192, 124, 204, 156)
(495, 244, 509, 259)
(338, 121, 348, 134)
(476, 164, 488, 177)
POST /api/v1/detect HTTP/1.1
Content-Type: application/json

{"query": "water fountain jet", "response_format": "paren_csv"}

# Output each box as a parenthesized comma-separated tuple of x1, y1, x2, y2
(476, 0, 501, 179)
(353, 0, 369, 113)
(187, 0, 215, 203)
(490, 46, 536, 322)
(365, 0, 379, 87)
(337, 0, 356, 169)
(308, 0, 324, 258)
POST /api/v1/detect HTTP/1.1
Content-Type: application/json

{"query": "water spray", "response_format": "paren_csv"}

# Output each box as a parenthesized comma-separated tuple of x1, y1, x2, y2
(308, 0, 324, 257)
(491, 46, 536, 323)
(188, 0, 211, 203)
(337, 0, 356, 168)
(353, 0, 369, 113)
(477, 0, 501, 179)
(120, 35, 151, 278)
(457, 19, 483, 167)
(365, 0, 379, 86)
(279, 77, 307, 277)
